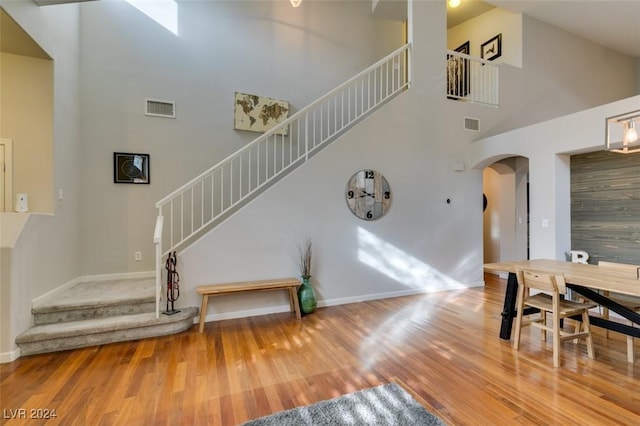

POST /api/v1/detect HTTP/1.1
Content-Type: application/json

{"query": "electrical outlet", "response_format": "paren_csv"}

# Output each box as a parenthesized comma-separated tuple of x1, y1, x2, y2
(134, 251, 142, 261)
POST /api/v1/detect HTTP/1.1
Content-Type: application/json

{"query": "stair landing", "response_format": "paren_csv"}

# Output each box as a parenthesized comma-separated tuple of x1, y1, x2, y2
(32, 278, 156, 324)
(16, 278, 198, 356)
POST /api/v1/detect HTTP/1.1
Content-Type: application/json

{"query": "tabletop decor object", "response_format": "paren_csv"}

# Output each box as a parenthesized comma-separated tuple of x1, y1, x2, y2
(296, 237, 316, 315)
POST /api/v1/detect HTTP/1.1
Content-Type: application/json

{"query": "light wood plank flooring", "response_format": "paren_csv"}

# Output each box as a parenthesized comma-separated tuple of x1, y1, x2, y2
(1, 274, 639, 425)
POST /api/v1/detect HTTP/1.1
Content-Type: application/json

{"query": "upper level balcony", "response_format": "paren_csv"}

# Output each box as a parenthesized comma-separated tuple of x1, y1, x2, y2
(446, 49, 499, 107)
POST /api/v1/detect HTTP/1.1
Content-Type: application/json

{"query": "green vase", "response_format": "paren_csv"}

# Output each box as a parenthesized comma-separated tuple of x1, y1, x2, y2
(298, 277, 317, 315)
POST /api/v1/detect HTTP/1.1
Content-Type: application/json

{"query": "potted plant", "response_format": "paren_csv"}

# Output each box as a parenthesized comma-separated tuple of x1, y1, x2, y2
(297, 238, 317, 315)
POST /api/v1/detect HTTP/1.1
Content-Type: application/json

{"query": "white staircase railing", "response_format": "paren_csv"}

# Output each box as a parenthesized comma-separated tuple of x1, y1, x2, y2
(446, 50, 499, 106)
(153, 43, 411, 316)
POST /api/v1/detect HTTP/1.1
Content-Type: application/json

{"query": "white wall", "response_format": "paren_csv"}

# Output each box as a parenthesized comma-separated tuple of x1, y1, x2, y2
(76, 0, 404, 275)
(71, 0, 638, 278)
(483, 168, 500, 263)
(2, 0, 639, 356)
(182, 3, 639, 322)
(636, 58, 640, 94)
(469, 94, 640, 261)
(448, 7, 523, 68)
(489, 15, 636, 137)
(178, 1, 487, 321)
(0, 1, 81, 361)
(0, 213, 29, 356)
(482, 157, 528, 265)
(482, 163, 516, 263)
(514, 156, 529, 261)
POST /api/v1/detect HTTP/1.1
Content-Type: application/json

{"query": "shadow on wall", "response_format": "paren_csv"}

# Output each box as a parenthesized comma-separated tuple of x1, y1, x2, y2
(357, 227, 467, 291)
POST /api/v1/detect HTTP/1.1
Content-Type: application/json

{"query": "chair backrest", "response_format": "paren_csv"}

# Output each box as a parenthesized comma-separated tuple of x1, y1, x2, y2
(598, 261, 640, 280)
(515, 268, 566, 294)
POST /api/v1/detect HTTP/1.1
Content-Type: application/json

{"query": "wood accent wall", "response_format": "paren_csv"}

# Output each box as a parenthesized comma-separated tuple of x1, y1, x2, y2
(571, 150, 640, 265)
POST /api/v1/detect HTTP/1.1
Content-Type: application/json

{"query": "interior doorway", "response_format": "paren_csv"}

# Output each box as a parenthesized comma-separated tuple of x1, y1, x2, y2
(0, 139, 13, 212)
(483, 156, 529, 264)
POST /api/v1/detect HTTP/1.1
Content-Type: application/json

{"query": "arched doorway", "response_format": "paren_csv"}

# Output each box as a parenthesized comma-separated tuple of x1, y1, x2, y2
(483, 156, 529, 264)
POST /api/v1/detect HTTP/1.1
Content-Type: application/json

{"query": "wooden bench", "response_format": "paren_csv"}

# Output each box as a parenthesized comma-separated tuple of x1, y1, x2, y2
(196, 278, 302, 332)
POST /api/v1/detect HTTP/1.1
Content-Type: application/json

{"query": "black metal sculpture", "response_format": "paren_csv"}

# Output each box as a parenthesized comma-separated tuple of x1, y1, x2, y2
(164, 251, 180, 315)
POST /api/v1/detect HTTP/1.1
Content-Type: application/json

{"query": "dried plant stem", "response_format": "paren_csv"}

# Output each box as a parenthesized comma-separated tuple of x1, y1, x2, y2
(298, 238, 312, 279)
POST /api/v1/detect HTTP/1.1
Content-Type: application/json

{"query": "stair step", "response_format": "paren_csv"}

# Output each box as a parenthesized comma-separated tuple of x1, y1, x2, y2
(16, 307, 199, 356)
(32, 278, 156, 325)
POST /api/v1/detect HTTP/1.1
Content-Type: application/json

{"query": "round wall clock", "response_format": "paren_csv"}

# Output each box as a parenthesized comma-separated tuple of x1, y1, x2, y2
(345, 169, 392, 220)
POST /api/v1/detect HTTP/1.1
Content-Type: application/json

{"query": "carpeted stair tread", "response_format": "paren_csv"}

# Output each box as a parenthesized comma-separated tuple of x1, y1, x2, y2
(18, 277, 197, 356)
(16, 307, 198, 343)
(32, 278, 155, 314)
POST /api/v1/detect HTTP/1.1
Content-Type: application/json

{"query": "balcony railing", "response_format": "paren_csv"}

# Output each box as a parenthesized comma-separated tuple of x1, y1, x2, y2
(446, 50, 499, 106)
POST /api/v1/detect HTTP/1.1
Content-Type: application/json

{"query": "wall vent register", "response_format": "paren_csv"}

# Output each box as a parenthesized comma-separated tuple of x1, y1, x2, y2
(145, 99, 176, 118)
(464, 116, 480, 132)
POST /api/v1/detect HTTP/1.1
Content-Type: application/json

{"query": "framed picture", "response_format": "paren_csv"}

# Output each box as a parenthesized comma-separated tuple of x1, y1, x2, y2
(481, 33, 502, 61)
(234, 92, 290, 135)
(447, 41, 470, 98)
(454, 41, 470, 55)
(114, 152, 150, 184)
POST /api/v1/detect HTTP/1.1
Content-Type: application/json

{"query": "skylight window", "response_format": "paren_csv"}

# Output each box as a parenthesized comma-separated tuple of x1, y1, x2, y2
(126, 0, 178, 36)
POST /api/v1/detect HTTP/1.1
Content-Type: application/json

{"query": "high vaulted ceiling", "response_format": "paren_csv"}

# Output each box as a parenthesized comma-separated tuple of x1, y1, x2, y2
(393, 0, 640, 59)
(486, 1, 640, 58)
(3, 1, 640, 59)
(447, 0, 495, 28)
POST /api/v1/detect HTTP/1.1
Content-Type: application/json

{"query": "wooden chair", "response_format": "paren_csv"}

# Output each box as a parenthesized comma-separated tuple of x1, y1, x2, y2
(597, 261, 640, 363)
(513, 268, 596, 368)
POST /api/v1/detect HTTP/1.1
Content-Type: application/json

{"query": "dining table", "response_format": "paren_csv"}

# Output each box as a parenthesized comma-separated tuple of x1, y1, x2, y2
(483, 259, 640, 340)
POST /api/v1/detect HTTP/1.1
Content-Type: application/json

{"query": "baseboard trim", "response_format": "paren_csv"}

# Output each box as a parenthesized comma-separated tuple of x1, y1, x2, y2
(200, 283, 484, 324)
(32, 271, 155, 308)
(0, 347, 21, 364)
(200, 288, 430, 324)
(318, 287, 428, 308)
(32, 276, 81, 307)
(80, 271, 155, 283)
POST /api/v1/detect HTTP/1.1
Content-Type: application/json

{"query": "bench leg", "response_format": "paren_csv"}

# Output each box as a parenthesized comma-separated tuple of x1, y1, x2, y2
(199, 294, 209, 333)
(289, 287, 302, 320)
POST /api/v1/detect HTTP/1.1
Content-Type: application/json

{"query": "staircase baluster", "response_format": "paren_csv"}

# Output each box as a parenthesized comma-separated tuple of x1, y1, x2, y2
(190, 186, 194, 235)
(210, 173, 214, 223)
(220, 167, 224, 211)
(170, 200, 174, 250)
(373, 68, 377, 110)
(180, 193, 184, 243)
(155, 44, 412, 265)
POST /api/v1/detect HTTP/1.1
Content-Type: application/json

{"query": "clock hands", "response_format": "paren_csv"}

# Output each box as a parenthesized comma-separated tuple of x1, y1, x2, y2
(346, 170, 391, 220)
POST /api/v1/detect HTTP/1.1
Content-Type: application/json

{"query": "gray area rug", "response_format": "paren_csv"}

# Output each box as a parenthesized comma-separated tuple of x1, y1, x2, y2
(243, 383, 446, 425)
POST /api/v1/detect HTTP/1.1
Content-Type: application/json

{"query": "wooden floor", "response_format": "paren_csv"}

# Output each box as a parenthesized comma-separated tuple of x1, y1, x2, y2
(2, 274, 639, 425)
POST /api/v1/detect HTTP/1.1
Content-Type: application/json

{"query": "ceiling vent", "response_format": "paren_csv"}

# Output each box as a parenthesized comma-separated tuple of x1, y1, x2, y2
(145, 99, 175, 118)
(464, 116, 480, 132)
